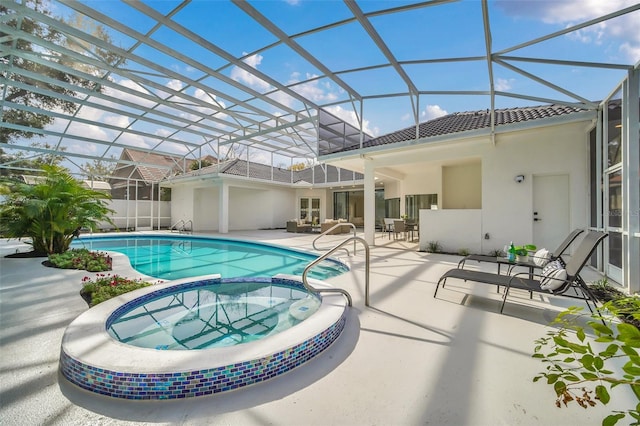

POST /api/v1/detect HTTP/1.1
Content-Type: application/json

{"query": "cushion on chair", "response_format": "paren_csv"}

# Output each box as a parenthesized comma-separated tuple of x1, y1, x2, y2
(539, 260, 567, 292)
(533, 248, 551, 267)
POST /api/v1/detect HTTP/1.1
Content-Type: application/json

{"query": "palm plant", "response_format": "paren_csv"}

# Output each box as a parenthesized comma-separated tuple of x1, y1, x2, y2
(0, 165, 115, 255)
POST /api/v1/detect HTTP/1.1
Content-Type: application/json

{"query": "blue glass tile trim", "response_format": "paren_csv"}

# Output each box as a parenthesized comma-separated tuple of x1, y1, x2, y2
(60, 310, 347, 400)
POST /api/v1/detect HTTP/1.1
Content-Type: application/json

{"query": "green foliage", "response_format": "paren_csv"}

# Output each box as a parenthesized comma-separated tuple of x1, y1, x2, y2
(458, 248, 470, 256)
(48, 248, 112, 272)
(532, 299, 640, 425)
(0, 165, 115, 254)
(81, 157, 117, 180)
(426, 241, 442, 253)
(0, 1, 123, 144)
(81, 274, 153, 306)
(189, 159, 213, 171)
(515, 244, 537, 256)
(489, 248, 505, 257)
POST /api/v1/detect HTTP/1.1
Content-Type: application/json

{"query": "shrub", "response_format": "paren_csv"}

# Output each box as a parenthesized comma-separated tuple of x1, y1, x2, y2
(81, 274, 154, 306)
(426, 241, 442, 253)
(0, 165, 115, 254)
(458, 248, 470, 256)
(49, 248, 112, 272)
(532, 299, 640, 426)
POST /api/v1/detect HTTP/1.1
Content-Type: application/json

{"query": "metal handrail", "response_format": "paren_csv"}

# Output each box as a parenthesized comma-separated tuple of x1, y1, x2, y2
(312, 222, 357, 255)
(170, 219, 193, 234)
(171, 219, 184, 232)
(302, 236, 371, 307)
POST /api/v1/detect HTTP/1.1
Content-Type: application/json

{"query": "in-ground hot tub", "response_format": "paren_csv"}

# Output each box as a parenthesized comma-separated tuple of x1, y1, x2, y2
(60, 275, 348, 399)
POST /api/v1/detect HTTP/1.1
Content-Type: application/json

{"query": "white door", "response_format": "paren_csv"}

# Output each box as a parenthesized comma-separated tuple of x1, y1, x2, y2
(532, 174, 570, 252)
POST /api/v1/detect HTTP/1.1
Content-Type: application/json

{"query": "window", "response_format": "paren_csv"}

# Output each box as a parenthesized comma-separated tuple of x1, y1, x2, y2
(299, 197, 320, 223)
(405, 194, 438, 222)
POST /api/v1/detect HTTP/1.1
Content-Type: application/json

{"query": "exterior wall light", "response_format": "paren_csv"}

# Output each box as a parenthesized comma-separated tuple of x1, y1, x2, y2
(514, 175, 525, 183)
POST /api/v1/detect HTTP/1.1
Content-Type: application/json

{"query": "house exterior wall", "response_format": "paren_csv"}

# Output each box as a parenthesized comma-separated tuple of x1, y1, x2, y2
(170, 185, 195, 229)
(194, 187, 219, 231)
(228, 186, 294, 230)
(415, 121, 588, 253)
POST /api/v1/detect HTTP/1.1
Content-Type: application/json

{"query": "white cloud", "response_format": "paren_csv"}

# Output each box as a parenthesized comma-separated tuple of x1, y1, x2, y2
(103, 115, 131, 129)
(325, 105, 379, 137)
(166, 79, 184, 92)
(421, 105, 448, 121)
(230, 53, 272, 92)
(495, 78, 514, 91)
(288, 73, 339, 105)
(496, 0, 640, 63)
(155, 128, 172, 138)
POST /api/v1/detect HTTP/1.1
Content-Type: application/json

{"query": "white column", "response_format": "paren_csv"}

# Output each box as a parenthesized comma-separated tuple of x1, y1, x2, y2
(364, 158, 375, 245)
(219, 182, 229, 234)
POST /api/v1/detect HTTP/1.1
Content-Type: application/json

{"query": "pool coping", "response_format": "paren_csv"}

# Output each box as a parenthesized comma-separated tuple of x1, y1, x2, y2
(59, 273, 348, 399)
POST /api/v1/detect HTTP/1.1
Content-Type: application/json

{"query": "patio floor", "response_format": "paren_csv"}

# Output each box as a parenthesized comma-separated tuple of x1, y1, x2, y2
(0, 229, 634, 425)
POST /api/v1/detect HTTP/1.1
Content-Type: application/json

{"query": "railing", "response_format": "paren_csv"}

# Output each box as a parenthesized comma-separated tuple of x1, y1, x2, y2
(170, 219, 193, 234)
(312, 222, 357, 255)
(302, 235, 371, 307)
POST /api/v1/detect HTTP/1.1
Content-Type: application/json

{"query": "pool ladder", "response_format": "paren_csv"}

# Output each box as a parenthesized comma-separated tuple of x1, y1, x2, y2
(171, 219, 193, 234)
(302, 235, 371, 308)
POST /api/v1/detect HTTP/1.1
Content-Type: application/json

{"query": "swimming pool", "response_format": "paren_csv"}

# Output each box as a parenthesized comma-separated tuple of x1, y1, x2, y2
(72, 234, 348, 280)
(107, 278, 321, 350)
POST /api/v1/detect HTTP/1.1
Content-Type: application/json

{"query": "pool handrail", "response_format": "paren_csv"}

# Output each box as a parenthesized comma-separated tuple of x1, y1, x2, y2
(171, 219, 193, 234)
(302, 235, 371, 307)
(312, 222, 357, 255)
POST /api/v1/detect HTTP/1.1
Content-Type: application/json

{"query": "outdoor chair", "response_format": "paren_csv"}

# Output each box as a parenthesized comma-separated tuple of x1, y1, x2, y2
(457, 228, 584, 274)
(393, 220, 406, 240)
(433, 231, 608, 314)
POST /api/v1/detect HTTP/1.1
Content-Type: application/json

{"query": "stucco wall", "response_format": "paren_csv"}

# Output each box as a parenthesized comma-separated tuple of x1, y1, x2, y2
(480, 122, 588, 254)
(170, 185, 195, 229)
(419, 209, 482, 253)
(194, 187, 219, 231)
(229, 186, 295, 230)
(375, 120, 588, 254)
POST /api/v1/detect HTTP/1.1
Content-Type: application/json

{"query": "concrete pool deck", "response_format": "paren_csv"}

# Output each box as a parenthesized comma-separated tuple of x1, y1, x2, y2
(0, 230, 635, 425)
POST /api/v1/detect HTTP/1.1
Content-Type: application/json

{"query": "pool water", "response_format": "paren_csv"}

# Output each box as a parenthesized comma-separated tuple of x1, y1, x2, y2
(72, 235, 348, 280)
(107, 279, 320, 350)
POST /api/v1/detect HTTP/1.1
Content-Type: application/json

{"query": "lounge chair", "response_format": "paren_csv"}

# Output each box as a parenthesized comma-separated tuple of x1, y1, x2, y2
(457, 228, 584, 274)
(433, 231, 608, 314)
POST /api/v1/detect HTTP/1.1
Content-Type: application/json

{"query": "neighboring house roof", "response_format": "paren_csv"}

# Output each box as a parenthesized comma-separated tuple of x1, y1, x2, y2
(112, 149, 218, 183)
(175, 159, 364, 186)
(332, 104, 589, 153)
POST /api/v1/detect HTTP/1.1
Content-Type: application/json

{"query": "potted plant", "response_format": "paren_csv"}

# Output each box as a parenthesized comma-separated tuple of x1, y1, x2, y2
(514, 244, 537, 262)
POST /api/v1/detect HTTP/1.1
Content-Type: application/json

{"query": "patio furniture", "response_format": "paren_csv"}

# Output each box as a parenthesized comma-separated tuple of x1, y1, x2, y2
(393, 220, 406, 240)
(383, 218, 397, 239)
(434, 231, 608, 314)
(286, 220, 311, 233)
(320, 220, 350, 234)
(458, 228, 584, 274)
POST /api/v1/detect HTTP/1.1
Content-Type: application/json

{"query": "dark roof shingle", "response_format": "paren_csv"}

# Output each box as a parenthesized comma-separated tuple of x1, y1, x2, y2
(334, 104, 587, 153)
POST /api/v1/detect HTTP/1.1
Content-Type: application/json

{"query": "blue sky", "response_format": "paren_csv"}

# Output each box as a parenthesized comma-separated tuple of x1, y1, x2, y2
(21, 0, 640, 169)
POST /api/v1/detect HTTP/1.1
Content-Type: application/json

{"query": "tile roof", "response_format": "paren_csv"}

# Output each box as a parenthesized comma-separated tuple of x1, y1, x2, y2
(116, 149, 217, 183)
(332, 104, 588, 153)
